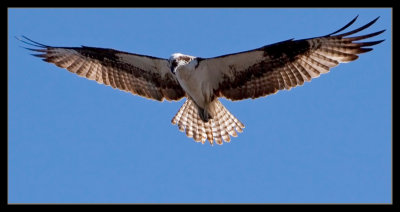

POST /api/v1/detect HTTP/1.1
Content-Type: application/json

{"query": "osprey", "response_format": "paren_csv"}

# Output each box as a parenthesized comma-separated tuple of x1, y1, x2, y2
(19, 16, 384, 145)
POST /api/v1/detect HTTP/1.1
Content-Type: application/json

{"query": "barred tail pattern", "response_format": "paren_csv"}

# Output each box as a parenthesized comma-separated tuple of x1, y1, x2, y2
(171, 98, 244, 145)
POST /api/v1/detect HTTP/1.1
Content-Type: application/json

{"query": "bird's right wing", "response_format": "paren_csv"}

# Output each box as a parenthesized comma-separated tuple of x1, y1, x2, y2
(19, 36, 185, 101)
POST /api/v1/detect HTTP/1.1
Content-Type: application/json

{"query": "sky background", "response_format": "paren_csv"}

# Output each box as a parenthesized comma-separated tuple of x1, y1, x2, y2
(9, 8, 391, 204)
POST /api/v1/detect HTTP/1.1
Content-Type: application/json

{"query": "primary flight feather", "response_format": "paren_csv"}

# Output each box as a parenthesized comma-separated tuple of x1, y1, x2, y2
(19, 16, 384, 145)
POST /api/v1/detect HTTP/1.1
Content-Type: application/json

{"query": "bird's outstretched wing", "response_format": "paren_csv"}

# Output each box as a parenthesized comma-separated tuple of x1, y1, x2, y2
(197, 16, 385, 101)
(19, 36, 185, 101)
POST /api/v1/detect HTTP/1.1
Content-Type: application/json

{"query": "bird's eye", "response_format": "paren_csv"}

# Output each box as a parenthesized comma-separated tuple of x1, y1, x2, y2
(172, 60, 178, 68)
(170, 60, 178, 73)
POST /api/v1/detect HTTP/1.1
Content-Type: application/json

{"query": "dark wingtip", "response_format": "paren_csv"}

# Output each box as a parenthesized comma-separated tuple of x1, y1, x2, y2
(30, 53, 46, 58)
(335, 16, 382, 37)
(347, 30, 386, 42)
(326, 16, 383, 38)
(22, 47, 46, 52)
(369, 16, 381, 26)
(359, 48, 373, 53)
(363, 39, 385, 46)
(16, 35, 49, 48)
(326, 15, 359, 36)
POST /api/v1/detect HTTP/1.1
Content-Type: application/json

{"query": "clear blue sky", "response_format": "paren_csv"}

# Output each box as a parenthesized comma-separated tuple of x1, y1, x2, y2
(9, 8, 391, 203)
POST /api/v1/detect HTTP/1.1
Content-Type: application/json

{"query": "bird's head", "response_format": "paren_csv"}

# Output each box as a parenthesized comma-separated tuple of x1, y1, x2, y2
(168, 53, 195, 74)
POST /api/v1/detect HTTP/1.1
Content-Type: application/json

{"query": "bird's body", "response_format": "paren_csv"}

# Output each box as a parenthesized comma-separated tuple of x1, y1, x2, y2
(171, 53, 213, 121)
(19, 16, 384, 145)
(172, 55, 205, 107)
(167, 53, 245, 143)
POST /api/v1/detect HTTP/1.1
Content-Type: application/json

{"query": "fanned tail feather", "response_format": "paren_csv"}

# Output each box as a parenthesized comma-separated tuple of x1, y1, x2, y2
(171, 99, 244, 145)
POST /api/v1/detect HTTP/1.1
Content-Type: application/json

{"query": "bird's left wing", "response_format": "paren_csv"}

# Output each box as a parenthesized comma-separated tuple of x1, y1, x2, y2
(196, 16, 385, 101)
(19, 36, 185, 101)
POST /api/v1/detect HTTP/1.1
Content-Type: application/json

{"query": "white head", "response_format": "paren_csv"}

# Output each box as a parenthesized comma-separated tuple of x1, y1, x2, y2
(168, 53, 195, 74)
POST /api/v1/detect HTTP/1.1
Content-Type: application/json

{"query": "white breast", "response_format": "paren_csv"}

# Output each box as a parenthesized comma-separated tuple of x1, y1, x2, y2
(175, 60, 212, 108)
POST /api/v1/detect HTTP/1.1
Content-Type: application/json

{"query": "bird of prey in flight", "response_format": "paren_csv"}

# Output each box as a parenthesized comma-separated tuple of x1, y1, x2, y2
(19, 16, 384, 145)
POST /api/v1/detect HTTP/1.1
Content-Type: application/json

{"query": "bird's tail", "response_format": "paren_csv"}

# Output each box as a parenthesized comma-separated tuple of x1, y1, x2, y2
(171, 98, 244, 145)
